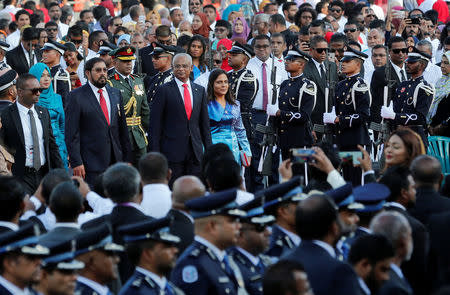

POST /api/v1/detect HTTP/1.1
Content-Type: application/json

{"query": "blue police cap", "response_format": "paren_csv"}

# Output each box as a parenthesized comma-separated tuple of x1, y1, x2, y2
(340, 46, 368, 62)
(284, 46, 311, 61)
(185, 188, 247, 219)
(239, 196, 275, 225)
(41, 39, 67, 55)
(0, 223, 49, 256)
(0, 40, 10, 51)
(353, 183, 390, 212)
(150, 42, 185, 56)
(325, 183, 364, 211)
(74, 224, 124, 256)
(42, 239, 85, 271)
(255, 177, 303, 212)
(0, 69, 17, 92)
(406, 46, 431, 63)
(118, 216, 180, 244)
(98, 41, 117, 55)
(228, 42, 255, 59)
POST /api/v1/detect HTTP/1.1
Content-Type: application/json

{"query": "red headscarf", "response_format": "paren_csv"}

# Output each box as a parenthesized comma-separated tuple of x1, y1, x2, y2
(217, 38, 233, 71)
(192, 12, 211, 39)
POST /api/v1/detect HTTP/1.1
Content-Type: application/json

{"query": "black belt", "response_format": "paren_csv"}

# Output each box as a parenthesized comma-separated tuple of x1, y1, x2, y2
(24, 165, 47, 174)
(251, 108, 266, 114)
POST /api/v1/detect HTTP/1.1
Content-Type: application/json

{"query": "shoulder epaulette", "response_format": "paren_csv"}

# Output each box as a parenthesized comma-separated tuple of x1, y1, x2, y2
(107, 79, 113, 87)
(354, 80, 369, 92)
(419, 83, 434, 96)
(114, 73, 120, 81)
(131, 276, 143, 288)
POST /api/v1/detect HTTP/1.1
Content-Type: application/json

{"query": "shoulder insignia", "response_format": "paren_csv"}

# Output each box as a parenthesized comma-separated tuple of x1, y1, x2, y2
(275, 239, 284, 247)
(107, 80, 113, 87)
(131, 276, 143, 288)
(114, 73, 120, 81)
(144, 276, 156, 288)
(163, 74, 174, 84)
(304, 82, 316, 95)
(419, 83, 434, 96)
(189, 248, 200, 257)
(259, 254, 273, 267)
(182, 265, 198, 283)
(355, 81, 369, 92)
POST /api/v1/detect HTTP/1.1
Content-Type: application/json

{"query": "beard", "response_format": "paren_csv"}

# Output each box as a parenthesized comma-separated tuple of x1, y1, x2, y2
(93, 76, 107, 88)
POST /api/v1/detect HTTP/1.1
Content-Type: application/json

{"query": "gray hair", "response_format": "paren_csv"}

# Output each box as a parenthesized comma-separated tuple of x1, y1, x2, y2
(103, 163, 141, 203)
(254, 13, 270, 24)
(179, 20, 192, 28)
(370, 211, 411, 248)
(173, 53, 193, 66)
(159, 7, 170, 19)
(417, 39, 432, 55)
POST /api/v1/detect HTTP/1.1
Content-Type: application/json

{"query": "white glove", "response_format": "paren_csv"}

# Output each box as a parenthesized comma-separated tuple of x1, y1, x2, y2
(266, 103, 279, 117)
(323, 106, 337, 124)
(381, 102, 395, 120)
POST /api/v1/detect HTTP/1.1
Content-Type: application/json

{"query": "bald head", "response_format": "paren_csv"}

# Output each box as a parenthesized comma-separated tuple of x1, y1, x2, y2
(410, 155, 442, 186)
(172, 176, 206, 209)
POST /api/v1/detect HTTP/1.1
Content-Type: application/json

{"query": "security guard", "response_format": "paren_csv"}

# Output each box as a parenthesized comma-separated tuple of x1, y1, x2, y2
(108, 46, 150, 165)
(118, 217, 183, 295)
(74, 224, 124, 295)
(276, 47, 316, 160)
(41, 40, 71, 106)
(323, 46, 371, 185)
(0, 223, 49, 295)
(381, 46, 434, 146)
(171, 189, 249, 295)
(145, 42, 182, 104)
(260, 177, 304, 259)
(98, 42, 118, 76)
(0, 40, 10, 70)
(227, 196, 274, 295)
(227, 43, 259, 141)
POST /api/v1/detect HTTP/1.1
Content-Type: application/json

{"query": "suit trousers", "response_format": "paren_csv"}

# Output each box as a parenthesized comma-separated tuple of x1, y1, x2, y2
(20, 165, 48, 194)
(168, 138, 201, 187)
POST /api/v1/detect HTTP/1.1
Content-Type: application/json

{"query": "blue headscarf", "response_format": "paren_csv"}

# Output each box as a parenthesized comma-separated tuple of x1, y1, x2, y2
(117, 34, 131, 46)
(29, 63, 62, 109)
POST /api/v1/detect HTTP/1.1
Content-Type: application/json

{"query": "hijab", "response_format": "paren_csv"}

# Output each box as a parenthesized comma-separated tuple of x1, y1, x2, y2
(427, 51, 450, 123)
(117, 34, 131, 46)
(217, 38, 233, 71)
(29, 63, 62, 109)
(231, 17, 250, 40)
(192, 12, 211, 39)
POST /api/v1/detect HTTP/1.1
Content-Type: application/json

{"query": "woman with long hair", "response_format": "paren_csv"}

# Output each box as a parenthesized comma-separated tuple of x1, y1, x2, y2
(383, 127, 425, 171)
(192, 12, 211, 39)
(29, 63, 68, 169)
(207, 69, 251, 165)
(63, 42, 84, 89)
(187, 35, 208, 80)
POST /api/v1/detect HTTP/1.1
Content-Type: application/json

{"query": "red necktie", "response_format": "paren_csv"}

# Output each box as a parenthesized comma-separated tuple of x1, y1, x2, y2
(183, 83, 192, 120)
(262, 62, 268, 110)
(98, 89, 110, 125)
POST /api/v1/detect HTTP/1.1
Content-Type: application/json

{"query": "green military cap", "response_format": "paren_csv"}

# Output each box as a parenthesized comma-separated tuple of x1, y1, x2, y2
(109, 46, 136, 60)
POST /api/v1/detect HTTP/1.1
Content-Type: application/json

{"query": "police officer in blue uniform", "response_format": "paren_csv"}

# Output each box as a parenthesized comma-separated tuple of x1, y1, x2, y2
(227, 195, 274, 295)
(0, 224, 49, 295)
(259, 177, 304, 259)
(98, 42, 118, 77)
(381, 46, 434, 146)
(323, 46, 371, 185)
(171, 189, 249, 295)
(145, 43, 183, 104)
(0, 40, 10, 71)
(74, 224, 124, 295)
(118, 216, 183, 295)
(275, 47, 316, 160)
(227, 43, 259, 141)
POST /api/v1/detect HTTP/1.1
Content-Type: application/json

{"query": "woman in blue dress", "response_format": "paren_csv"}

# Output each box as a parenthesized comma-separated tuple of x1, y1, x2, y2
(29, 63, 68, 169)
(207, 69, 251, 165)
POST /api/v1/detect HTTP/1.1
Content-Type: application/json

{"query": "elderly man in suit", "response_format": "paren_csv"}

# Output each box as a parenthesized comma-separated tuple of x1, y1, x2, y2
(0, 73, 63, 194)
(5, 27, 41, 75)
(149, 53, 212, 184)
(65, 57, 131, 185)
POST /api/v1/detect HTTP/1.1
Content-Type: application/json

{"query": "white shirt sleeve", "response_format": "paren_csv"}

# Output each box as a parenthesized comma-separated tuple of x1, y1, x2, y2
(327, 170, 347, 189)
(86, 191, 114, 215)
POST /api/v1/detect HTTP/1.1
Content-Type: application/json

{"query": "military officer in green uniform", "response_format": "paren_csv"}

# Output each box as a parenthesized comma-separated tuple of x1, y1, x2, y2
(108, 46, 150, 165)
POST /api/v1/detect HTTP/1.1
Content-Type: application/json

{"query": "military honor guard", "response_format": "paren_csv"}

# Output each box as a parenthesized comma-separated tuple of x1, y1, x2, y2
(145, 43, 181, 104)
(323, 46, 371, 185)
(275, 47, 316, 160)
(41, 40, 71, 106)
(108, 46, 150, 165)
(381, 46, 434, 146)
(171, 189, 249, 295)
(227, 43, 259, 141)
(118, 217, 183, 295)
(0, 40, 10, 71)
(98, 42, 118, 77)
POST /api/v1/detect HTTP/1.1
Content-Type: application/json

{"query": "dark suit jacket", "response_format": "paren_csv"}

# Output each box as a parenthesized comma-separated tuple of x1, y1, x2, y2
(140, 45, 158, 77)
(303, 59, 338, 125)
(149, 80, 212, 163)
(384, 206, 429, 295)
(0, 103, 63, 177)
(428, 211, 450, 290)
(167, 209, 194, 254)
(281, 240, 360, 295)
(409, 186, 450, 227)
(38, 226, 82, 247)
(378, 268, 413, 295)
(65, 83, 131, 173)
(0, 101, 12, 114)
(5, 44, 42, 75)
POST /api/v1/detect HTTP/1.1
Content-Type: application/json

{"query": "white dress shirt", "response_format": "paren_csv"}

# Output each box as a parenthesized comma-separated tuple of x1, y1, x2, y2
(16, 102, 46, 168)
(58, 23, 69, 39)
(358, 277, 371, 295)
(423, 62, 442, 85)
(0, 221, 19, 231)
(77, 276, 111, 295)
(136, 267, 168, 290)
(0, 275, 29, 295)
(5, 30, 20, 50)
(20, 43, 38, 67)
(174, 77, 194, 106)
(391, 62, 407, 82)
(88, 81, 111, 122)
(141, 183, 172, 218)
(236, 247, 261, 266)
(312, 58, 326, 78)
(337, 16, 348, 33)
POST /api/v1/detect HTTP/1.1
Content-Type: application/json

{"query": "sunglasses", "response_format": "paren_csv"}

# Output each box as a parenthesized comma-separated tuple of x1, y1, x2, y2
(330, 48, 344, 53)
(314, 48, 329, 53)
(242, 224, 267, 233)
(344, 28, 357, 33)
(330, 8, 341, 13)
(213, 59, 222, 64)
(366, 14, 376, 18)
(391, 48, 407, 54)
(71, 39, 82, 44)
(20, 88, 44, 94)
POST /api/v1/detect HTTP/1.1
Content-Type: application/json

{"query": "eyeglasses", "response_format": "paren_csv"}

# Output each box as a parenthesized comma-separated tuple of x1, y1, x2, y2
(71, 39, 82, 44)
(372, 53, 386, 58)
(314, 48, 328, 53)
(344, 28, 357, 33)
(301, 15, 313, 19)
(113, 23, 123, 27)
(46, 28, 58, 32)
(214, 28, 226, 32)
(391, 48, 407, 54)
(330, 8, 341, 13)
(20, 88, 44, 94)
(254, 44, 270, 49)
(174, 64, 190, 69)
(91, 67, 108, 73)
(366, 14, 376, 18)
(213, 59, 222, 64)
(330, 48, 344, 53)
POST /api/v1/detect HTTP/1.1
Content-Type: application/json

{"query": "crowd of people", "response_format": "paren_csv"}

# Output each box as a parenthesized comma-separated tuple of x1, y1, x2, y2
(0, 0, 449, 294)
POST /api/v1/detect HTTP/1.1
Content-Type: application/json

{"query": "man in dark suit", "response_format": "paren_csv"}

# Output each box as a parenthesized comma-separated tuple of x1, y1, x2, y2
(303, 36, 338, 142)
(379, 166, 430, 295)
(281, 195, 360, 295)
(38, 182, 83, 247)
(371, 211, 414, 295)
(409, 155, 450, 226)
(0, 73, 63, 194)
(149, 53, 212, 183)
(428, 210, 450, 290)
(5, 27, 41, 75)
(65, 57, 131, 185)
(81, 163, 153, 282)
